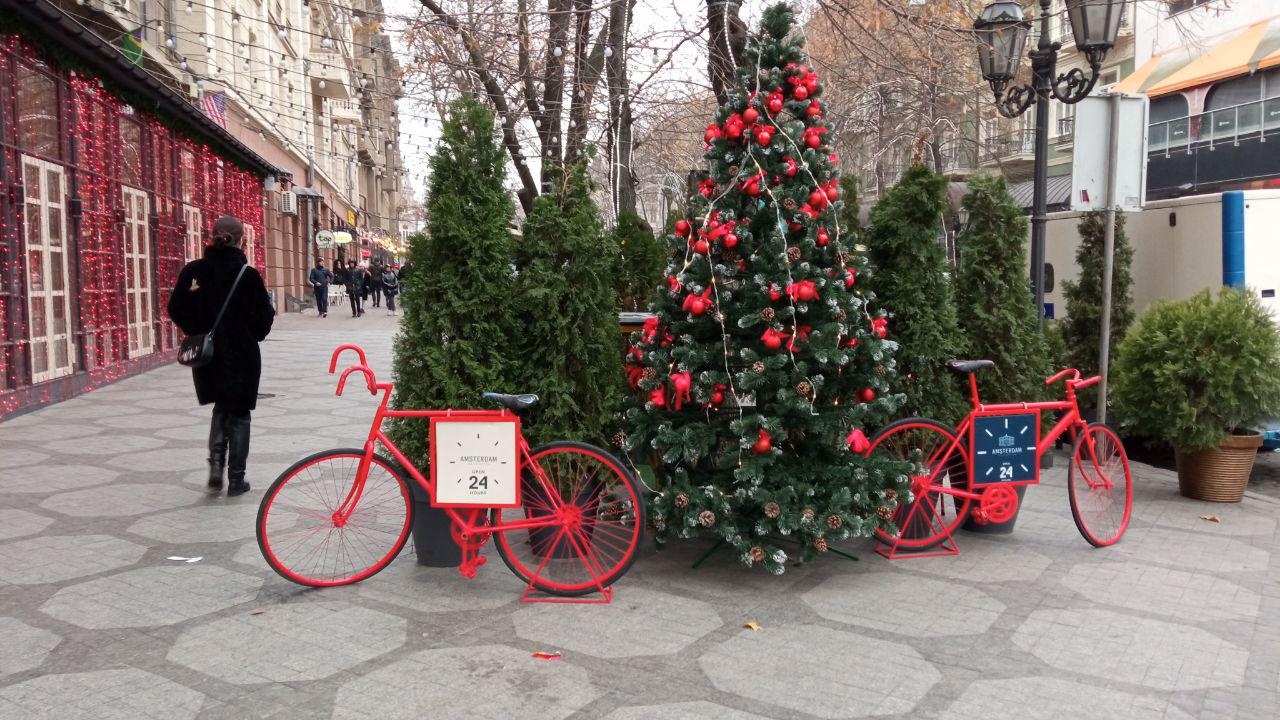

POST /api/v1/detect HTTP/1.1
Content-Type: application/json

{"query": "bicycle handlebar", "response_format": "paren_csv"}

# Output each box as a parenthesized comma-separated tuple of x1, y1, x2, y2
(336, 365, 378, 396)
(329, 344, 369, 375)
(1072, 375, 1102, 390)
(1045, 368, 1081, 386)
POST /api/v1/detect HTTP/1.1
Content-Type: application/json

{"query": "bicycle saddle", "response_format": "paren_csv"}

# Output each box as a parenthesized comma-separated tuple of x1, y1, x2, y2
(946, 359, 996, 375)
(482, 392, 540, 413)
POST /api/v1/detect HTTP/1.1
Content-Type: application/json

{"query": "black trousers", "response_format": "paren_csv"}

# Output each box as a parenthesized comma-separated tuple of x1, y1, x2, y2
(313, 286, 328, 314)
(208, 407, 252, 482)
(385, 292, 397, 312)
(370, 286, 382, 307)
(348, 290, 363, 315)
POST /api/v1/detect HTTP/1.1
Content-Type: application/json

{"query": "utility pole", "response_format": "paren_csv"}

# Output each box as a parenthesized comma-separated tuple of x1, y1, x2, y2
(1097, 92, 1121, 423)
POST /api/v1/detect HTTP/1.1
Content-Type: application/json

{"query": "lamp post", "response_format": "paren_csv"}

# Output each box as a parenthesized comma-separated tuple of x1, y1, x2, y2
(974, 0, 1124, 327)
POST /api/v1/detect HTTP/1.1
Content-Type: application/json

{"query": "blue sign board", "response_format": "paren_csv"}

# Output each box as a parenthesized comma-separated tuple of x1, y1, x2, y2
(971, 413, 1039, 485)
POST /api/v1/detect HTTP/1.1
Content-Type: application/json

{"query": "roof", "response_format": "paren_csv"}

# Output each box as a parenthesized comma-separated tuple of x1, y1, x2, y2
(1114, 15, 1280, 97)
(2, 0, 279, 178)
(1007, 175, 1073, 212)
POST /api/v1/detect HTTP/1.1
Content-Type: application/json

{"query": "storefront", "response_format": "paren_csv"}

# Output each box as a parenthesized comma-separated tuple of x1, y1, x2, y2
(0, 22, 276, 418)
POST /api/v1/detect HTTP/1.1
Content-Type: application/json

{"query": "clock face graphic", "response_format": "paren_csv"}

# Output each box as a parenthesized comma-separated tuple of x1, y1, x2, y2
(431, 420, 520, 507)
(972, 413, 1038, 485)
(448, 433, 509, 490)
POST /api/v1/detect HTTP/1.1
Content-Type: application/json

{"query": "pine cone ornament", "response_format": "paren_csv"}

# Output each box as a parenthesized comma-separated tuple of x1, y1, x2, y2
(698, 510, 716, 527)
(782, 197, 797, 211)
(835, 309, 847, 321)
(749, 546, 766, 562)
(796, 381, 812, 398)
(728, 165, 740, 177)
(884, 489, 898, 502)
(827, 514, 842, 530)
(752, 360, 766, 374)
(875, 365, 887, 376)
(642, 367, 658, 380)
(786, 246, 802, 262)
(813, 537, 828, 553)
(612, 431, 626, 447)
(876, 505, 894, 521)
(802, 507, 816, 521)
(761, 307, 776, 321)
(764, 501, 781, 519)
(674, 493, 689, 509)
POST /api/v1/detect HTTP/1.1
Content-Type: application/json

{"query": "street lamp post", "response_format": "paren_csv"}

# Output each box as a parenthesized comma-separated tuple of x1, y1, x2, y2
(974, 0, 1124, 327)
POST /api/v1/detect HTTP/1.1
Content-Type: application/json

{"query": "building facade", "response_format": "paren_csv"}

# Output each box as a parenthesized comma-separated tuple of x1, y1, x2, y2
(0, 2, 277, 418)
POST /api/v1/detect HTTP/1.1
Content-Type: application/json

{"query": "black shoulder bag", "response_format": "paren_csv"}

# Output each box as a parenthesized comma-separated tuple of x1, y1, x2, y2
(177, 264, 249, 368)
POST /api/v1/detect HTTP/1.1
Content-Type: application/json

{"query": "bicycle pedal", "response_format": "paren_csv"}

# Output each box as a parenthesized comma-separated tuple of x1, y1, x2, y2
(970, 510, 990, 526)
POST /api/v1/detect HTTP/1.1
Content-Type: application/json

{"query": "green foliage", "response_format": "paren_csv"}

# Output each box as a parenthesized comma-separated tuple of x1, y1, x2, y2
(837, 175, 861, 234)
(865, 164, 968, 422)
(1043, 319, 1070, 377)
(515, 162, 623, 446)
(1061, 210, 1134, 382)
(1111, 288, 1280, 451)
(388, 98, 518, 466)
(619, 2, 910, 573)
(955, 175, 1051, 404)
(613, 211, 665, 312)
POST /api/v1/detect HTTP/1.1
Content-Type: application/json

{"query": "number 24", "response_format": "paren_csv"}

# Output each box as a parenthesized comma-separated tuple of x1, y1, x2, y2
(469, 476, 489, 489)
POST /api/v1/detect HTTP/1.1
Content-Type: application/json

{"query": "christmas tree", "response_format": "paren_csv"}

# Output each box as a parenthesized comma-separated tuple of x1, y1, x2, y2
(955, 175, 1051, 404)
(515, 162, 623, 446)
(620, 3, 909, 573)
(864, 164, 968, 422)
(389, 98, 519, 464)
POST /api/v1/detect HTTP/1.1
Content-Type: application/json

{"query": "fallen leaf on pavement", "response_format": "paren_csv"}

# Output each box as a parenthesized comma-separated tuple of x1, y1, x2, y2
(250, 610, 266, 616)
(531, 651, 562, 661)
(743, 621, 762, 631)
(1200, 515, 1221, 523)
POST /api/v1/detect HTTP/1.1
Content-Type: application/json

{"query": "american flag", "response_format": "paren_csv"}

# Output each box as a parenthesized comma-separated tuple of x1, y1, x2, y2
(201, 91, 228, 128)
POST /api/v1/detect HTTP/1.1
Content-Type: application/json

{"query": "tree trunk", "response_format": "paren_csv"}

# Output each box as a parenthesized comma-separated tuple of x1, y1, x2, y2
(707, 0, 746, 106)
(541, 0, 572, 189)
(606, 0, 637, 217)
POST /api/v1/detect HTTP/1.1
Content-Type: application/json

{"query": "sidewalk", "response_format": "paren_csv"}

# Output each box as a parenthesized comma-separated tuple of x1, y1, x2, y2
(1, 311, 1278, 719)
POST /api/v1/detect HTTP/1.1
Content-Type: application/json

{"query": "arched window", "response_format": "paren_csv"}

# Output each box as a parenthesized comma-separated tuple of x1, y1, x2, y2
(1206, 75, 1263, 138)
(1149, 94, 1189, 151)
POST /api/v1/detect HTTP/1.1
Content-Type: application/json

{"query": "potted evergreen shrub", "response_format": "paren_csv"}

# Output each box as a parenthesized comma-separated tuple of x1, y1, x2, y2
(1111, 288, 1280, 502)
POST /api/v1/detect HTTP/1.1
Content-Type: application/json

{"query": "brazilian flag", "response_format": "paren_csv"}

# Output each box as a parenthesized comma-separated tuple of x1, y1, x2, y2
(122, 28, 143, 66)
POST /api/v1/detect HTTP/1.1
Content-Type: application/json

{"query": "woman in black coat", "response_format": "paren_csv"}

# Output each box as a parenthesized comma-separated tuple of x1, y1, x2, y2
(168, 215, 274, 496)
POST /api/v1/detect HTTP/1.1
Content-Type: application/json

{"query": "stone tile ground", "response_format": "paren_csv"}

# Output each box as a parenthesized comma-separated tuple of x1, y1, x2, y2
(2, 311, 1279, 719)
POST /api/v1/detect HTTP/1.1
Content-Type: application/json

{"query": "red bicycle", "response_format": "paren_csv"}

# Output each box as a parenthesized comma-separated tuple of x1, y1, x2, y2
(255, 345, 645, 600)
(866, 360, 1132, 556)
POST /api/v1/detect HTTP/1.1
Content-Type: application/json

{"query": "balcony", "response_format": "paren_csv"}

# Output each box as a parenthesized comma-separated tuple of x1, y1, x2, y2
(1056, 116, 1075, 147)
(1146, 96, 1280, 198)
(329, 99, 361, 123)
(308, 50, 351, 100)
(980, 129, 1036, 172)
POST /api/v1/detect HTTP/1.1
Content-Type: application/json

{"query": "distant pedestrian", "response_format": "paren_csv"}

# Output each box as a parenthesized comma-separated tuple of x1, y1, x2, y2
(168, 215, 273, 497)
(381, 267, 400, 315)
(342, 259, 366, 316)
(369, 262, 384, 308)
(308, 258, 332, 317)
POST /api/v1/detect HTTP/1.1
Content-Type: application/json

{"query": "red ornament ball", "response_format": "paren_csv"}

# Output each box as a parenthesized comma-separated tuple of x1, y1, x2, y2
(768, 93, 784, 114)
(826, 185, 839, 202)
(858, 388, 876, 403)
(817, 228, 830, 247)
(793, 84, 809, 101)
(743, 106, 759, 124)
(675, 219, 691, 236)
(723, 233, 739, 249)
(755, 129, 773, 147)
(693, 239, 710, 255)
(809, 189, 827, 209)
(806, 100, 822, 117)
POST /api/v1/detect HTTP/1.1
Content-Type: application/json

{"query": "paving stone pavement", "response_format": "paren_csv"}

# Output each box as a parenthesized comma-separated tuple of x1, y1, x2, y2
(2, 311, 1280, 719)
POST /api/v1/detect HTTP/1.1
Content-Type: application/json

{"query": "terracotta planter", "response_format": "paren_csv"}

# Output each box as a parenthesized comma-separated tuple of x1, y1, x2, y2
(1175, 433, 1263, 502)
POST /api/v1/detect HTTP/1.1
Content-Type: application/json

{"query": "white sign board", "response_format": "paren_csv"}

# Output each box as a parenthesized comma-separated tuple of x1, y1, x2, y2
(430, 419, 520, 507)
(315, 230, 334, 249)
(1071, 93, 1149, 212)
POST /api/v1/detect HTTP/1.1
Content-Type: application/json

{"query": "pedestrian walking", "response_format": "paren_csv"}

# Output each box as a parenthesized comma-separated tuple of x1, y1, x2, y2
(308, 258, 332, 317)
(369, 262, 384, 308)
(381, 266, 400, 315)
(341, 259, 365, 316)
(167, 215, 274, 497)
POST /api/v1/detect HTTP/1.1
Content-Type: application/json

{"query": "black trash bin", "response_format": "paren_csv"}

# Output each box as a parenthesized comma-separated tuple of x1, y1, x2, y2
(408, 479, 461, 567)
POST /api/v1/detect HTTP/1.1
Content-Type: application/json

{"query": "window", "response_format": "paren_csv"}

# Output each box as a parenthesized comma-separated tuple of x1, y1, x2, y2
(120, 118, 144, 188)
(1206, 75, 1263, 138)
(243, 224, 257, 268)
(179, 149, 196, 203)
(16, 63, 60, 159)
(1166, 0, 1209, 16)
(21, 156, 75, 383)
(122, 187, 154, 357)
(184, 205, 203, 261)
(1149, 94, 1191, 150)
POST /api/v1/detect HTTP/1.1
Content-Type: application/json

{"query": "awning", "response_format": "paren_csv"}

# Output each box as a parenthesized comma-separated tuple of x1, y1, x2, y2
(1007, 175, 1073, 212)
(1115, 16, 1280, 97)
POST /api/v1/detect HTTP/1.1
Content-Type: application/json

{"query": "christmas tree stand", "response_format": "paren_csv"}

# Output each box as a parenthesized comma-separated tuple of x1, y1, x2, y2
(690, 538, 859, 569)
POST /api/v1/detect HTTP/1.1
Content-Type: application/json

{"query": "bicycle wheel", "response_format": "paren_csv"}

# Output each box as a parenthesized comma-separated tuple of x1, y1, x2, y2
(1069, 423, 1132, 547)
(257, 449, 413, 587)
(491, 441, 645, 597)
(867, 418, 973, 550)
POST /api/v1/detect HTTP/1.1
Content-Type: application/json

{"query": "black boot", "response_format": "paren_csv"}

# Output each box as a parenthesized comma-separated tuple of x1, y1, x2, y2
(225, 411, 253, 497)
(207, 409, 228, 491)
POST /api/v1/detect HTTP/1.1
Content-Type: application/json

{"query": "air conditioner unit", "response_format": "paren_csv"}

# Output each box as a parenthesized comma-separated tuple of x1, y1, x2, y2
(279, 191, 298, 215)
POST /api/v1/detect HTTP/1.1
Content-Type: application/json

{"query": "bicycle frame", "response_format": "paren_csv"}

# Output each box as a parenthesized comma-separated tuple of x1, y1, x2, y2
(914, 369, 1107, 503)
(326, 345, 580, 548)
